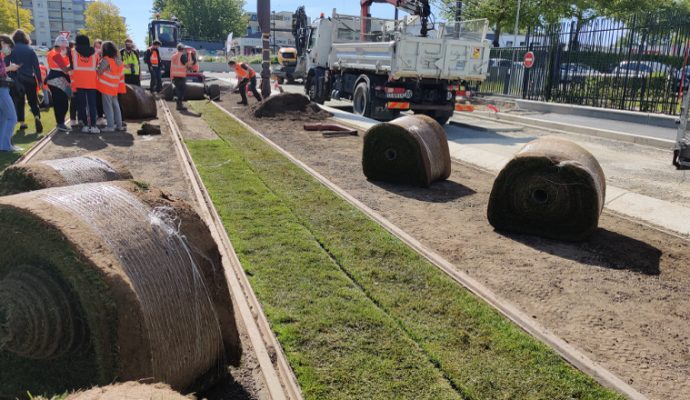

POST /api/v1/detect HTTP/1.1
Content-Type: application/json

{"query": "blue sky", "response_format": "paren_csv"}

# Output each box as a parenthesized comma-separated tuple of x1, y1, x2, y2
(112, 0, 444, 49)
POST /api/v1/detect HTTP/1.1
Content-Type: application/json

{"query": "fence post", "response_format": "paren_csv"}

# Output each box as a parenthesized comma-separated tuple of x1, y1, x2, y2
(522, 29, 532, 99)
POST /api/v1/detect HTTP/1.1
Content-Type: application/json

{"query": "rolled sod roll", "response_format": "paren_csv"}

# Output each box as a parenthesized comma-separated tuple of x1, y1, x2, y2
(0, 181, 241, 398)
(362, 114, 451, 187)
(185, 82, 206, 100)
(206, 83, 221, 101)
(0, 155, 132, 195)
(162, 82, 174, 101)
(119, 84, 157, 119)
(487, 136, 606, 241)
(66, 382, 193, 400)
(161, 82, 206, 101)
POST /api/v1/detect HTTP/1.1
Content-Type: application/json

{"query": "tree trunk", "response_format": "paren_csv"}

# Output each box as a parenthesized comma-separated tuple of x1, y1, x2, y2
(493, 23, 502, 47)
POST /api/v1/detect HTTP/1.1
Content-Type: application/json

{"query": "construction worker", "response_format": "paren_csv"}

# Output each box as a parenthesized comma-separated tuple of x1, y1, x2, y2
(96, 41, 125, 132)
(170, 43, 189, 111)
(228, 59, 262, 105)
(45, 35, 72, 132)
(120, 38, 140, 86)
(144, 40, 162, 93)
(72, 34, 99, 133)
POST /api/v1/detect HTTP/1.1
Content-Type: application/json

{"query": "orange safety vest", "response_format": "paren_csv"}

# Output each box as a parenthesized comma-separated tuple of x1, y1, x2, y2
(170, 51, 187, 78)
(71, 49, 98, 89)
(235, 62, 256, 79)
(185, 48, 198, 72)
(149, 47, 159, 66)
(47, 48, 69, 72)
(119, 67, 126, 94)
(97, 56, 124, 96)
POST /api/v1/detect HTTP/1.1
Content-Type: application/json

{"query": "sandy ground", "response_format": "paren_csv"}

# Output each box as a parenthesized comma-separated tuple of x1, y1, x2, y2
(217, 91, 690, 400)
(28, 103, 266, 400)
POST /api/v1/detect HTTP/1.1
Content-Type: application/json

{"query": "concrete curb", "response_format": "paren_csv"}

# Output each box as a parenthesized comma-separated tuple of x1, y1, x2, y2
(473, 112, 675, 150)
(322, 105, 690, 238)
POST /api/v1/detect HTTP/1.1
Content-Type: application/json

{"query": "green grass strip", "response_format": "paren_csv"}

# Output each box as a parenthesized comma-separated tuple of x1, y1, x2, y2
(0, 106, 56, 171)
(186, 101, 623, 400)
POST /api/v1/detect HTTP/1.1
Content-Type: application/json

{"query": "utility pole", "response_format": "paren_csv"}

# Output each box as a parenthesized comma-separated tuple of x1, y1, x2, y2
(257, 0, 271, 98)
(272, 11, 276, 54)
(60, 0, 65, 30)
(15, 0, 21, 29)
(454, 0, 462, 39)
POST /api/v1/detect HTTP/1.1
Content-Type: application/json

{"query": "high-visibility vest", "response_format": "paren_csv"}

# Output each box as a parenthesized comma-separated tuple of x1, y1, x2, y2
(97, 56, 124, 96)
(36, 64, 48, 92)
(122, 50, 140, 75)
(47, 48, 69, 72)
(149, 48, 159, 66)
(119, 68, 126, 94)
(235, 62, 256, 79)
(185, 48, 198, 72)
(170, 51, 187, 78)
(71, 49, 98, 89)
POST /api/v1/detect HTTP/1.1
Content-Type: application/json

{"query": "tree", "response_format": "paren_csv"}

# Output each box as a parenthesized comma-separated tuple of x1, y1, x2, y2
(159, 0, 247, 41)
(80, 1, 128, 46)
(0, 0, 34, 35)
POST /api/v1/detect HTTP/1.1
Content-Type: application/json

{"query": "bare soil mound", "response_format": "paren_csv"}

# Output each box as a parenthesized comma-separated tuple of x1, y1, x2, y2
(253, 93, 331, 120)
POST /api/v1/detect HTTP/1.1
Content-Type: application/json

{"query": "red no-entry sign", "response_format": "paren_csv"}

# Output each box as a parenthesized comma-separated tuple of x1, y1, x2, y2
(524, 51, 535, 69)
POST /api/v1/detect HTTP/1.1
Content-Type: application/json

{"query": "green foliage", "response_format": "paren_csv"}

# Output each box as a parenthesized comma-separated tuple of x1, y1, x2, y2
(80, 1, 129, 47)
(0, 0, 33, 34)
(156, 0, 248, 42)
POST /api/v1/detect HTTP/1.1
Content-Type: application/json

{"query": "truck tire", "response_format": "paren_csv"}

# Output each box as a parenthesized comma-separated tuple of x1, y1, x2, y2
(353, 82, 372, 118)
(307, 76, 325, 104)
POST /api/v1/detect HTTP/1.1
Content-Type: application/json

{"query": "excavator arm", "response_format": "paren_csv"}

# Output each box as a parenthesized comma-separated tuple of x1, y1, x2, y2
(360, 0, 431, 38)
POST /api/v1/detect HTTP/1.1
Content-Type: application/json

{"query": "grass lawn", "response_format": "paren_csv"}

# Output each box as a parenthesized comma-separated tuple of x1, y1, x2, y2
(0, 106, 56, 171)
(186, 100, 623, 400)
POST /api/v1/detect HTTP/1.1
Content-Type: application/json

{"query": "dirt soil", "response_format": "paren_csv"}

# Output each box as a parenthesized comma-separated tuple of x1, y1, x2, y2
(219, 91, 690, 400)
(27, 102, 267, 400)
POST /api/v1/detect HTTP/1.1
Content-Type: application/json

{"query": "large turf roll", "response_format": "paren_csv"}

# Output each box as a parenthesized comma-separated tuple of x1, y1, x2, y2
(65, 382, 193, 400)
(0, 155, 132, 195)
(206, 83, 221, 101)
(362, 114, 451, 187)
(487, 136, 606, 241)
(185, 82, 206, 100)
(119, 84, 157, 119)
(161, 82, 206, 101)
(0, 181, 241, 398)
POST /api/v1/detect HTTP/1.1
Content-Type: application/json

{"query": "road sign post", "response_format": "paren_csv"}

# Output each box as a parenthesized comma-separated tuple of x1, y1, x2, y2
(524, 51, 535, 69)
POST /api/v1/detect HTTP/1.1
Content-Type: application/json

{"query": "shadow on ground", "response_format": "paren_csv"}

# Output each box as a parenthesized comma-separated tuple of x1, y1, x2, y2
(504, 228, 662, 275)
(372, 179, 477, 203)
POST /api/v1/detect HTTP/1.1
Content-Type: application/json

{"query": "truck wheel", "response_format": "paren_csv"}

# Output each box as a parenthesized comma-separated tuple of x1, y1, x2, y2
(415, 110, 450, 126)
(435, 116, 450, 126)
(353, 82, 372, 118)
(307, 76, 324, 104)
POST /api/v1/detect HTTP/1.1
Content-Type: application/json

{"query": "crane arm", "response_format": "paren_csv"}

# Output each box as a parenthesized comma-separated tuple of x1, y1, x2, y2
(360, 0, 431, 38)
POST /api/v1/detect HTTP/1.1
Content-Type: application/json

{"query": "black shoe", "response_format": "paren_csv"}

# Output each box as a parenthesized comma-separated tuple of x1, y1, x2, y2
(237, 101, 248, 105)
(176, 105, 187, 111)
(35, 117, 43, 133)
(19, 123, 28, 130)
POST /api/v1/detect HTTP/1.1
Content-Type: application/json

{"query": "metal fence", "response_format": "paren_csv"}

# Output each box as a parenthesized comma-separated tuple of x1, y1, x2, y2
(481, 14, 690, 115)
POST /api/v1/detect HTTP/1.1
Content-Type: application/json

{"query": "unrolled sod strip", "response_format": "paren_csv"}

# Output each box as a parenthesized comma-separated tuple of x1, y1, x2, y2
(0, 181, 241, 398)
(487, 136, 606, 241)
(362, 114, 451, 187)
(0, 155, 133, 195)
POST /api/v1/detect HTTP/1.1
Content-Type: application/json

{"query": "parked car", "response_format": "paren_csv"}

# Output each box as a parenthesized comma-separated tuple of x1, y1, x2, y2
(674, 67, 690, 91)
(560, 63, 598, 83)
(611, 61, 673, 78)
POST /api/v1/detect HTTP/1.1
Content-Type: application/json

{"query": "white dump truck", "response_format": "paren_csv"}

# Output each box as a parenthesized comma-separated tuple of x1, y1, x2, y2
(296, 7, 491, 124)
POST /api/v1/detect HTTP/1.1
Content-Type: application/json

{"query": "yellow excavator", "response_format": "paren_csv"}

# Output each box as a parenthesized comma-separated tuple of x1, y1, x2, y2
(273, 47, 299, 84)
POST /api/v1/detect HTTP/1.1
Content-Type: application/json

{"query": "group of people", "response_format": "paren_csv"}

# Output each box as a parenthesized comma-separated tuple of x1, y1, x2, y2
(0, 31, 155, 152)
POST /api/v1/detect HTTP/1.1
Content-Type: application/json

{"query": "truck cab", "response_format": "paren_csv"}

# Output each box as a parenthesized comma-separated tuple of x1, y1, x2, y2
(149, 18, 181, 77)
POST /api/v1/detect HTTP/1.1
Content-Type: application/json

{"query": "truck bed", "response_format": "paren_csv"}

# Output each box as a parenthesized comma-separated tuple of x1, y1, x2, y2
(329, 18, 491, 81)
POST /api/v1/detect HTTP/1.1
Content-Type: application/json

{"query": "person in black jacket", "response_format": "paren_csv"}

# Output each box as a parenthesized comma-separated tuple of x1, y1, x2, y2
(144, 40, 162, 93)
(6, 29, 42, 132)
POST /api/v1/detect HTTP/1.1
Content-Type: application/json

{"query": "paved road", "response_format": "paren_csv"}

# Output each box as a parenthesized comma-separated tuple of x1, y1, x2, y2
(516, 111, 678, 141)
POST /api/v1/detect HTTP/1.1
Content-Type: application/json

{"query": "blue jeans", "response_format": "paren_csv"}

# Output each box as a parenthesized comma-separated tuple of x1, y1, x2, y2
(150, 66, 162, 92)
(76, 88, 98, 127)
(0, 87, 18, 151)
